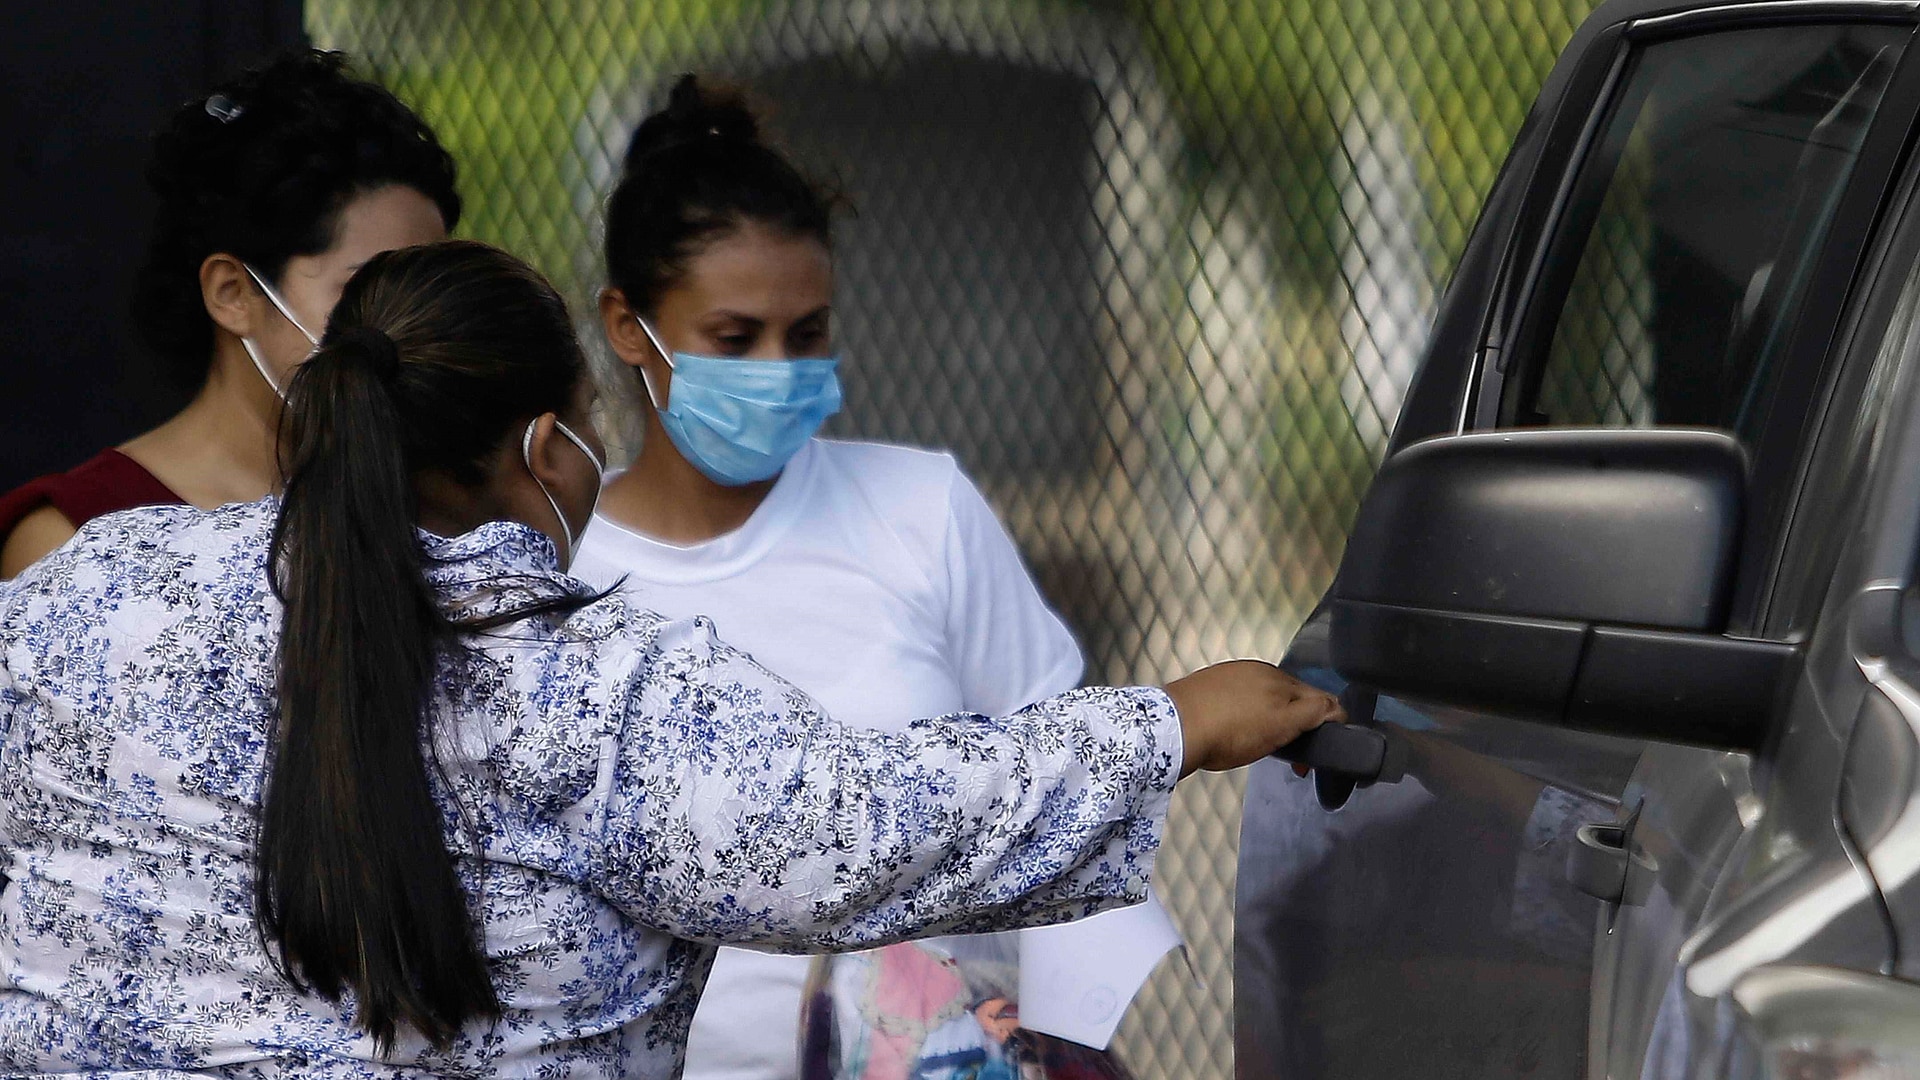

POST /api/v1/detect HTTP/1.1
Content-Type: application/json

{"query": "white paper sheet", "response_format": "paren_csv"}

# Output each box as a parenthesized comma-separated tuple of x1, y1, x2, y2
(1017, 890, 1184, 1049)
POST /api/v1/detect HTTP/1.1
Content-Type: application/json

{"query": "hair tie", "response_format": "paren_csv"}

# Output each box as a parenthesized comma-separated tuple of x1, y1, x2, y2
(205, 94, 245, 124)
(333, 325, 402, 381)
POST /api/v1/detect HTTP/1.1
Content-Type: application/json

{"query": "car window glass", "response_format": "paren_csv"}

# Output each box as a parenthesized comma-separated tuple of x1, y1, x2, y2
(1504, 23, 1906, 443)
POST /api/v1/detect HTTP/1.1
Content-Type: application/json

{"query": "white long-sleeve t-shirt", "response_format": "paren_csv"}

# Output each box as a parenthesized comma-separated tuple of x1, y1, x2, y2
(572, 439, 1158, 1079)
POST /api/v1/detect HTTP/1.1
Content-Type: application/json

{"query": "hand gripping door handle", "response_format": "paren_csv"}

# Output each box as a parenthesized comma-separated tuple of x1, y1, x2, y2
(1272, 686, 1407, 810)
(1272, 723, 1393, 778)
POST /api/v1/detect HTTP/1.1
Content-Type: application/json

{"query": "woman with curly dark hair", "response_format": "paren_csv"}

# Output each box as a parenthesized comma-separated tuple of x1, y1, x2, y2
(0, 48, 458, 577)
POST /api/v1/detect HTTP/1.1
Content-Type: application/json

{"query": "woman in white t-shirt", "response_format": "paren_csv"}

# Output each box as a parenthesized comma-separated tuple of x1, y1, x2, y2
(573, 77, 1177, 1080)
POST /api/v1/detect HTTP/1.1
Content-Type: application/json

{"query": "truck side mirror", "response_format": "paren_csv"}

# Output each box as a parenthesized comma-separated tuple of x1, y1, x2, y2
(1329, 428, 1793, 749)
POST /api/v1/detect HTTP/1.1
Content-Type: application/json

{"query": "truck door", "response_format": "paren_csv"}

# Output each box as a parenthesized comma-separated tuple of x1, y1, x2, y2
(1237, 6, 1920, 1077)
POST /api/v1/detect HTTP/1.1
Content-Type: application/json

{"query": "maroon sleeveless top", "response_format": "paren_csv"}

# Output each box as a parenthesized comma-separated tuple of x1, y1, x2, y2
(0, 449, 187, 539)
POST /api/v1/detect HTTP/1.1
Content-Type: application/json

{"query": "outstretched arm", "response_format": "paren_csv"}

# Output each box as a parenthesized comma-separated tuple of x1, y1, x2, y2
(590, 615, 1181, 952)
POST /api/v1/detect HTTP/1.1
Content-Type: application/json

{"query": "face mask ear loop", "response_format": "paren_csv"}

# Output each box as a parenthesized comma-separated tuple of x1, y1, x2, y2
(240, 337, 287, 400)
(631, 314, 678, 413)
(554, 419, 607, 540)
(237, 264, 317, 402)
(523, 419, 577, 566)
(553, 419, 606, 477)
(242, 264, 320, 346)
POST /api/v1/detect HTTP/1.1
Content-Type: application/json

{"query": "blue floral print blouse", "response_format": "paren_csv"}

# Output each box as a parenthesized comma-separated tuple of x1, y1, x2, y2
(0, 501, 1179, 1077)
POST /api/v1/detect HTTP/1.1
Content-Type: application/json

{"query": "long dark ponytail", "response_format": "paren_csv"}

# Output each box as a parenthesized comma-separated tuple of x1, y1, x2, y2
(261, 239, 589, 1050)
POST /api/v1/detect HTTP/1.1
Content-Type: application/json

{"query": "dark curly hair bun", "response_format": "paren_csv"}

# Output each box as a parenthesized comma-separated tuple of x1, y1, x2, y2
(623, 74, 761, 168)
(604, 74, 835, 319)
(132, 49, 460, 388)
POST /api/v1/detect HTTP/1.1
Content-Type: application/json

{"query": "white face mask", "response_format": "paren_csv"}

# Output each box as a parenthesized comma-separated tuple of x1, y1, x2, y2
(521, 418, 605, 567)
(240, 263, 320, 399)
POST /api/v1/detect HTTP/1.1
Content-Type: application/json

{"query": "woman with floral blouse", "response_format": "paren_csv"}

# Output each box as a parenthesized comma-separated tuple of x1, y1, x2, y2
(0, 240, 1337, 1078)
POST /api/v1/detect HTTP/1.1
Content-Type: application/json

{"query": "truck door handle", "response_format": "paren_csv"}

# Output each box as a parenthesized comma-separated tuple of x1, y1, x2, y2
(1273, 723, 1393, 779)
(1567, 823, 1631, 903)
(1272, 687, 1406, 810)
(1566, 818, 1655, 906)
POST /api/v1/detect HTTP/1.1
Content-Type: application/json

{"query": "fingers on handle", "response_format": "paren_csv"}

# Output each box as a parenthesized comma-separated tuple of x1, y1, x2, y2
(1279, 693, 1335, 739)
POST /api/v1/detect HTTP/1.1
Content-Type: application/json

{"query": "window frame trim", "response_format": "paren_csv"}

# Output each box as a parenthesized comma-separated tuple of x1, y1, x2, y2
(1760, 128, 1920, 636)
(1463, 16, 1920, 636)
(1627, 0, 1920, 39)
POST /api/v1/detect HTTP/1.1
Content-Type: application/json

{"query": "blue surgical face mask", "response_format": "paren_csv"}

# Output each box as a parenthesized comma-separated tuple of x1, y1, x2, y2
(241, 263, 320, 400)
(633, 316, 843, 486)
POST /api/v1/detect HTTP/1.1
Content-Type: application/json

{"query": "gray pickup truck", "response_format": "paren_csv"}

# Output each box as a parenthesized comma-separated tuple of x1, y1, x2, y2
(1238, 1, 1920, 1076)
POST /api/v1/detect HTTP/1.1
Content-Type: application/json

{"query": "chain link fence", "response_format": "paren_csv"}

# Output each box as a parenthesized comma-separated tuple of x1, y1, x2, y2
(308, 1, 1601, 1074)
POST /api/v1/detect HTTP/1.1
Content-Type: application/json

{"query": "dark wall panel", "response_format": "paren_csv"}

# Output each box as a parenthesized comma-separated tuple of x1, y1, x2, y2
(0, 0, 303, 491)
